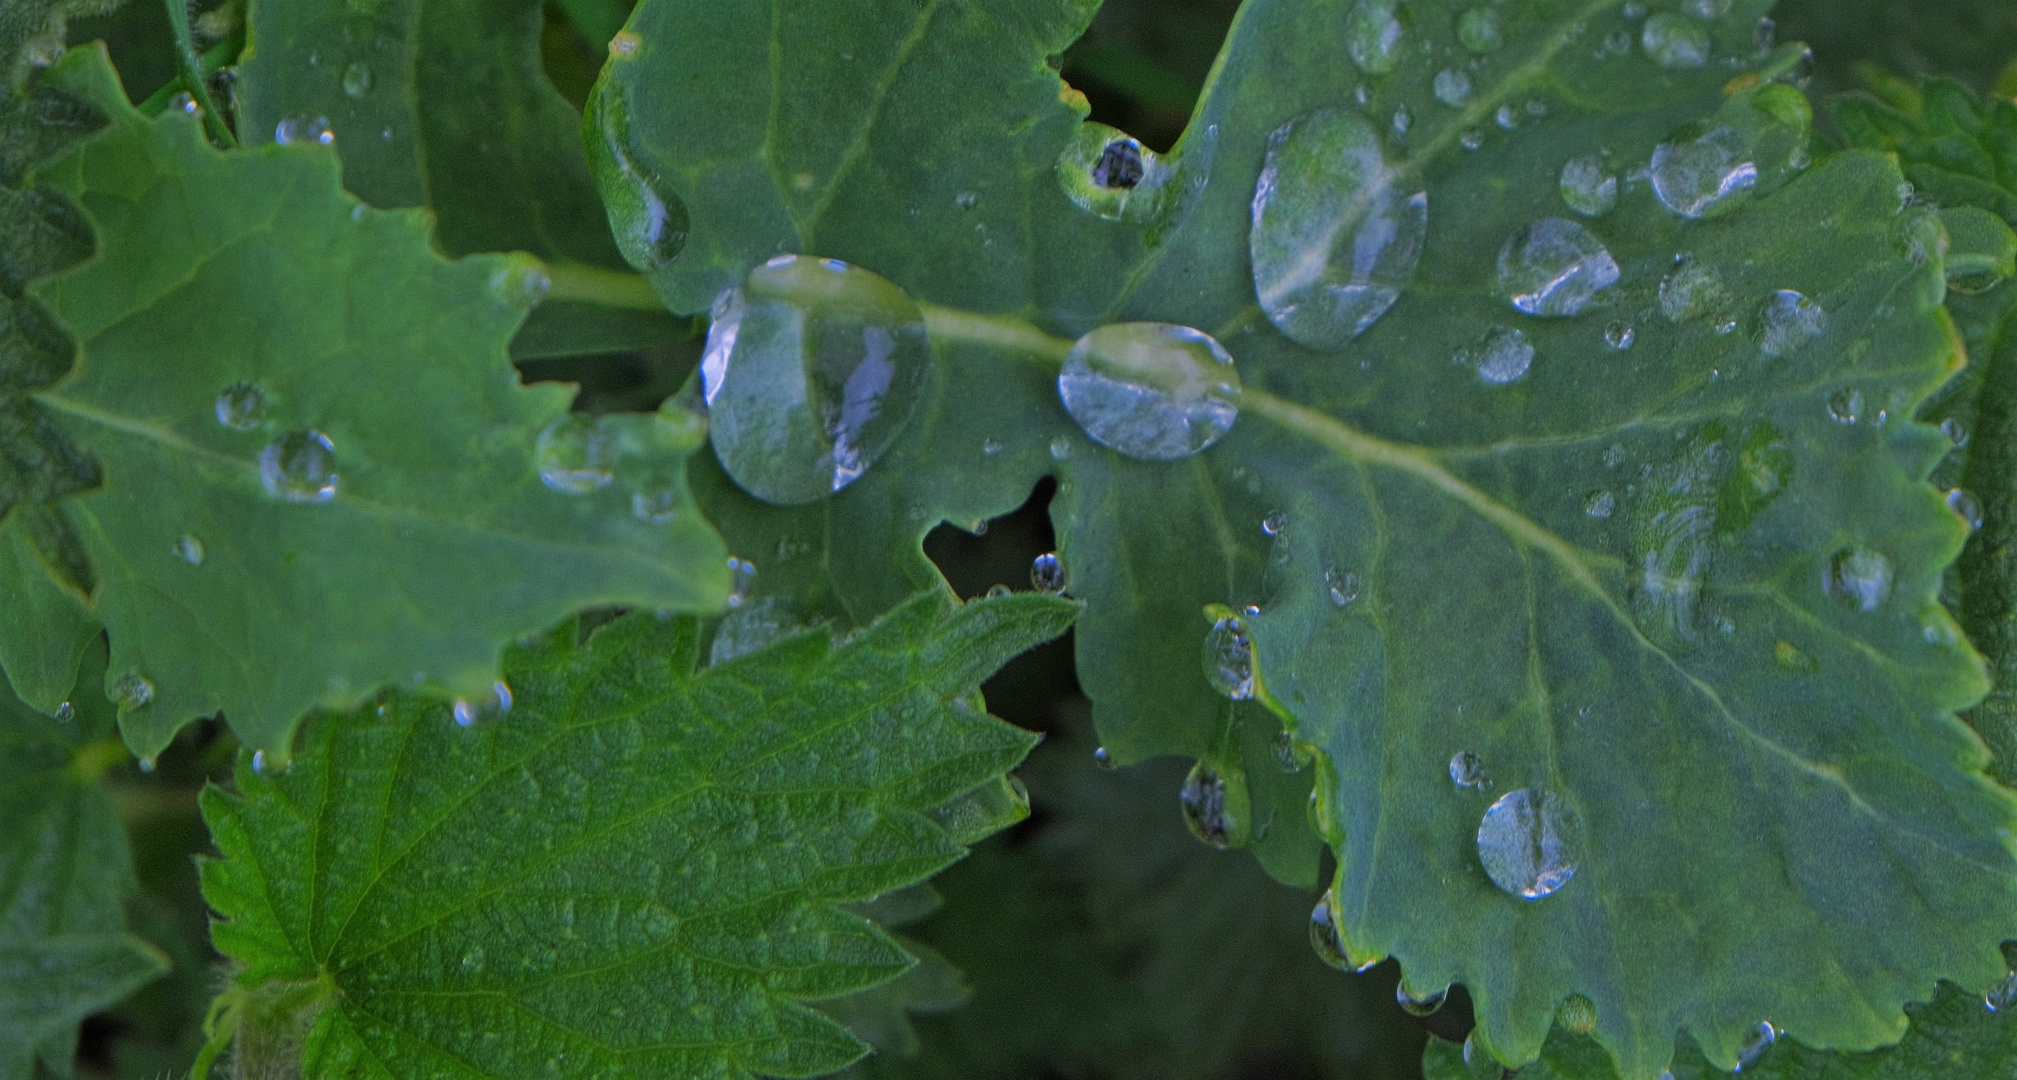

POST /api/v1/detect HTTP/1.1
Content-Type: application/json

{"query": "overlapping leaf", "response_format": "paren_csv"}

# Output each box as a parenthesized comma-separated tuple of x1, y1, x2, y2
(590, 0, 2017, 1075)
(198, 590, 1073, 1079)
(17, 47, 729, 759)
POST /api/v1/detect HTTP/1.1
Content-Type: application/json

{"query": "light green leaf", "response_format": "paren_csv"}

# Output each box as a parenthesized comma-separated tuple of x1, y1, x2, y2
(0, 664, 169, 1080)
(592, 0, 2017, 1075)
(18, 47, 729, 759)
(197, 589, 1073, 1079)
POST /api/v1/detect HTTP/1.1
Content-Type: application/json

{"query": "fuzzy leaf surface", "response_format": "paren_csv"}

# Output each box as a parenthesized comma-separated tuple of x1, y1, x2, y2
(198, 590, 1072, 1080)
(593, 0, 2017, 1075)
(21, 49, 728, 759)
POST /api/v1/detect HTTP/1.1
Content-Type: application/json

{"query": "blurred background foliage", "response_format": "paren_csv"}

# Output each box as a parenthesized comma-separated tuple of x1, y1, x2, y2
(44, 0, 2017, 1077)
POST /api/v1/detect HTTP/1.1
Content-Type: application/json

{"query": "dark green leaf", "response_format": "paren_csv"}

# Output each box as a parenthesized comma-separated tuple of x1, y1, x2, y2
(1772, 0, 2017, 97)
(198, 589, 1073, 1079)
(19, 48, 729, 759)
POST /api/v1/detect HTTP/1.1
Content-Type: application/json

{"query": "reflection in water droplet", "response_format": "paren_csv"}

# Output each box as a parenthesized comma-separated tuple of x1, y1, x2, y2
(1476, 787, 1579, 899)
(1449, 751, 1488, 790)
(275, 114, 334, 145)
(1560, 155, 1618, 217)
(1499, 218, 1620, 317)
(1949, 489, 1984, 532)
(1203, 614, 1255, 700)
(1180, 762, 1235, 847)
(1345, 0, 1405, 74)
(701, 255, 929, 505)
(453, 681, 513, 727)
(1755, 290, 1826, 356)
(112, 672, 154, 711)
(1251, 107, 1428, 350)
(535, 415, 614, 494)
(1309, 890, 1351, 969)
(1824, 546, 1893, 611)
(1433, 68, 1473, 107)
(1828, 389, 1863, 424)
(727, 557, 757, 608)
(1585, 491, 1616, 519)
(260, 431, 339, 504)
(1659, 258, 1725, 322)
(588, 81, 689, 272)
(1641, 13, 1711, 68)
(1031, 552, 1066, 593)
(1327, 566, 1362, 606)
(216, 382, 267, 431)
(1460, 326, 1535, 385)
(1735, 1022, 1777, 1072)
(173, 534, 205, 566)
(1652, 124, 1758, 219)
(341, 62, 372, 99)
(1985, 971, 2017, 1012)
(1558, 994, 1597, 1035)
(1057, 324, 1241, 461)
(1398, 982, 1449, 1017)
(1605, 322, 1636, 350)
(1457, 6, 1504, 53)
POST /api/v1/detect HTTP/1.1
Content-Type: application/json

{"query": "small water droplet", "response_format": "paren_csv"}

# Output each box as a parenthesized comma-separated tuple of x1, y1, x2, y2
(1058, 323, 1242, 461)
(1495, 104, 1518, 130)
(1824, 546, 1893, 611)
(1658, 258, 1726, 321)
(1948, 489, 1984, 532)
(1309, 890, 1351, 969)
(259, 430, 339, 504)
(1498, 218, 1620, 317)
(1560, 155, 1619, 217)
(1251, 108, 1428, 350)
(452, 680, 513, 727)
(701, 255, 929, 504)
(112, 672, 154, 711)
(534, 415, 614, 494)
(1202, 614, 1255, 700)
(1652, 124, 1759, 219)
(1684, 0, 1732, 16)
(1623, 0, 1649, 16)
(1584, 490, 1617, 519)
(1641, 14, 1711, 68)
(1943, 417, 1971, 448)
(1391, 105, 1412, 135)
(726, 557, 756, 608)
(137, 756, 156, 774)
(274, 113, 335, 146)
(984, 584, 1011, 599)
(1449, 751, 1489, 790)
(1093, 746, 1116, 770)
(1326, 566, 1362, 607)
(608, 30, 640, 57)
(1345, 0, 1406, 73)
(1601, 28, 1633, 56)
(588, 81, 689, 271)
(173, 534, 205, 566)
(53, 702, 74, 723)
(1049, 435, 1073, 460)
(1735, 1022, 1777, 1072)
(1457, 6, 1504, 53)
(1031, 552, 1066, 593)
(341, 62, 372, 99)
(1460, 129, 1485, 151)
(954, 190, 979, 210)
(1985, 972, 2017, 1012)
(1398, 982, 1450, 1017)
(1179, 762, 1236, 846)
(1605, 321, 1636, 350)
(251, 748, 289, 774)
(1460, 326, 1535, 385)
(1828, 388, 1863, 424)
(1476, 788, 1579, 899)
(215, 382, 267, 431)
(1273, 730, 1305, 773)
(169, 91, 199, 116)
(1525, 98, 1548, 118)
(631, 482, 680, 524)
(1755, 290, 1826, 356)
(1433, 68, 1473, 107)
(1261, 511, 1288, 537)
(489, 255, 550, 309)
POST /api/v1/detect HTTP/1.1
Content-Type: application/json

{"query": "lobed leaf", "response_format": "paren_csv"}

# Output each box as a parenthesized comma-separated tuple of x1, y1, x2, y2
(198, 589, 1074, 1079)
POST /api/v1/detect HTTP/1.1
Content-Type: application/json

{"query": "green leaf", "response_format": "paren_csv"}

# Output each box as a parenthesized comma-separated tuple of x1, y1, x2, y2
(1423, 978, 2017, 1080)
(0, 662, 169, 1079)
(1772, 0, 2017, 97)
(593, 0, 2017, 1075)
(197, 589, 1073, 1079)
(16, 47, 729, 759)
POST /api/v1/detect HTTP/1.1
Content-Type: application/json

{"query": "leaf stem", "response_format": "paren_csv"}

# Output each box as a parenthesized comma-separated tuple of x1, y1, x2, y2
(543, 262, 669, 312)
(918, 302, 1073, 367)
(159, 0, 237, 147)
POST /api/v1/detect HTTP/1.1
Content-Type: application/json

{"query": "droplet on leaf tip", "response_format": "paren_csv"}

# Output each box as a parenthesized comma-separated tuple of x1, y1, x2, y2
(1031, 552, 1066, 593)
(1398, 981, 1449, 1017)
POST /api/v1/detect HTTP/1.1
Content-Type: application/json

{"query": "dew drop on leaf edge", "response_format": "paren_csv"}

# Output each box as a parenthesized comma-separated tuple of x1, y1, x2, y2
(1398, 982, 1449, 1017)
(1179, 762, 1235, 847)
(1057, 323, 1241, 461)
(1031, 552, 1066, 593)
(1202, 614, 1255, 700)
(588, 80, 689, 272)
(1309, 890, 1350, 969)
(452, 681, 513, 727)
(535, 414, 615, 494)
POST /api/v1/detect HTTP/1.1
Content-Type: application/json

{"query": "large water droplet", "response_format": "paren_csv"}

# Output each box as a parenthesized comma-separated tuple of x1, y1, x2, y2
(260, 430, 339, 504)
(1398, 982, 1450, 1017)
(1345, 0, 1405, 74)
(535, 415, 615, 494)
(341, 62, 372, 99)
(1202, 614, 1255, 700)
(1641, 14, 1711, 68)
(1651, 124, 1758, 219)
(1476, 787, 1580, 900)
(1559, 155, 1618, 217)
(588, 81, 689, 272)
(1456, 6, 1504, 53)
(701, 255, 929, 505)
(1460, 326, 1535, 385)
(1754, 290, 1826, 356)
(275, 113, 334, 146)
(453, 680, 513, 727)
(1309, 890, 1351, 969)
(112, 672, 154, 711)
(1658, 258, 1726, 321)
(1057, 323, 1241, 461)
(1498, 218, 1620, 317)
(1031, 552, 1066, 593)
(1433, 68, 1473, 107)
(1251, 107, 1428, 351)
(216, 382, 267, 431)
(1824, 546, 1892, 611)
(173, 534, 205, 566)
(1449, 750, 1489, 790)
(1735, 1022, 1777, 1072)
(1179, 762, 1238, 847)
